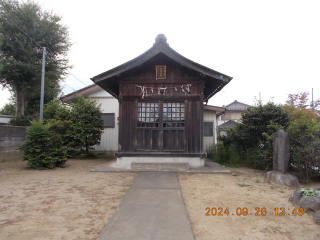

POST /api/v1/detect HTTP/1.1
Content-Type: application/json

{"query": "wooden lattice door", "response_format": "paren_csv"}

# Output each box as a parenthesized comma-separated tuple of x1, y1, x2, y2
(136, 101, 185, 152)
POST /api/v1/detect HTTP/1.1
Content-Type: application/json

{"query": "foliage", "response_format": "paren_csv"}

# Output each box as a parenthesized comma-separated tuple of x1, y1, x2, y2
(300, 188, 319, 196)
(0, 0, 72, 116)
(67, 95, 104, 154)
(216, 101, 290, 170)
(212, 92, 320, 183)
(43, 96, 104, 154)
(239, 101, 290, 149)
(270, 183, 278, 189)
(237, 181, 251, 187)
(287, 119, 320, 183)
(23, 79, 62, 117)
(18, 120, 71, 169)
(9, 114, 33, 126)
(0, 102, 15, 115)
(283, 91, 320, 122)
(285, 91, 320, 111)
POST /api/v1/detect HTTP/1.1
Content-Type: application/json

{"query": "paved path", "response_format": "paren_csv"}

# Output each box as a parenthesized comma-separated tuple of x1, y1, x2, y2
(98, 172, 195, 240)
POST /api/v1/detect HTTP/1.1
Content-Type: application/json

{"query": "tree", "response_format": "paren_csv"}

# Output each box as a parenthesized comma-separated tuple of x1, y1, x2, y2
(44, 96, 104, 154)
(0, 0, 72, 116)
(68, 96, 104, 154)
(218, 101, 290, 170)
(18, 120, 70, 169)
(287, 119, 320, 183)
(0, 102, 15, 115)
(239, 101, 290, 149)
(283, 91, 320, 122)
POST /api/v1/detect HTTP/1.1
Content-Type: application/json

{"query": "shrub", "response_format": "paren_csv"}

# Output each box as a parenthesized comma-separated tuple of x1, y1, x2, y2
(287, 119, 320, 183)
(18, 120, 71, 169)
(9, 115, 34, 126)
(217, 101, 290, 170)
(44, 96, 104, 154)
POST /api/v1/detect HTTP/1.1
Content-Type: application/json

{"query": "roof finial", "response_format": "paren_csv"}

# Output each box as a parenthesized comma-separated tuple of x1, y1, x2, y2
(154, 34, 168, 45)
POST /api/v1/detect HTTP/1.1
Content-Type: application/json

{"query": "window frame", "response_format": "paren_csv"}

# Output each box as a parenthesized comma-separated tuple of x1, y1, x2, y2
(101, 113, 115, 128)
(203, 121, 214, 137)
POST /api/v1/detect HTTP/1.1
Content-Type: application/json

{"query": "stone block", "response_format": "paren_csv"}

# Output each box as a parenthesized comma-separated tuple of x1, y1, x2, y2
(314, 210, 320, 225)
(266, 171, 300, 189)
(289, 190, 303, 205)
(273, 129, 289, 174)
(298, 196, 320, 212)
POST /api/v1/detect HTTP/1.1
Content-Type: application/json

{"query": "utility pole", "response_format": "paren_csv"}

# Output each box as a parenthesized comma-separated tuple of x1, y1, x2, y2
(259, 92, 261, 103)
(39, 47, 46, 120)
(312, 88, 314, 110)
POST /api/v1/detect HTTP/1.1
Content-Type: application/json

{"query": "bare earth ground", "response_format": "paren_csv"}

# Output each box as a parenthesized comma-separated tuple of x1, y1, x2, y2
(178, 168, 320, 240)
(0, 157, 137, 240)
(1, 158, 320, 240)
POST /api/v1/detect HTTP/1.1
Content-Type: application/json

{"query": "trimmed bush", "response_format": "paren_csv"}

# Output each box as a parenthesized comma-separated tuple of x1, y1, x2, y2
(19, 120, 71, 169)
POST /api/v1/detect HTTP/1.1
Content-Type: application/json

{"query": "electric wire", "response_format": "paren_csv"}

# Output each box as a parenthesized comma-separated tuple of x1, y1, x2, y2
(1, 8, 89, 90)
(1, 9, 43, 48)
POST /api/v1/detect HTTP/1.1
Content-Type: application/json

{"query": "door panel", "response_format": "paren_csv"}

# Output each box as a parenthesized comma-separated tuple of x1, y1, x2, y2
(136, 101, 185, 152)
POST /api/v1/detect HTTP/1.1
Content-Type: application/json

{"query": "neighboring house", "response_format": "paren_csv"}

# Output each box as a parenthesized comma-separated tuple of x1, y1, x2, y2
(0, 115, 13, 125)
(89, 34, 232, 168)
(203, 105, 225, 150)
(217, 100, 250, 127)
(216, 100, 250, 136)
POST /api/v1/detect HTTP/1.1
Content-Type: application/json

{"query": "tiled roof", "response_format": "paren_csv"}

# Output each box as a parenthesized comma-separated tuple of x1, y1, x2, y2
(218, 120, 237, 129)
(225, 100, 250, 111)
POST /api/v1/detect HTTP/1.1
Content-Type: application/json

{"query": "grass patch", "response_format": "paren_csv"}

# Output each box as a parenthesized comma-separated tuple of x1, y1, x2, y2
(237, 181, 251, 187)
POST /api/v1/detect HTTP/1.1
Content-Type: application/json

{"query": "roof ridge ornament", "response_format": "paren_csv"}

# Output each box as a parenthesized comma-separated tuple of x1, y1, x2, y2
(154, 34, 169, 46)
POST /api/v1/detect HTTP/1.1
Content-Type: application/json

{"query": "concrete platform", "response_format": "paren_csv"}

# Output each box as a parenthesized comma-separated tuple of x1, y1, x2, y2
(117, 156, 204, 167)
(131, 161, 190, 171)
(90, 158, 231, 174)
(97, 172, 195, 240)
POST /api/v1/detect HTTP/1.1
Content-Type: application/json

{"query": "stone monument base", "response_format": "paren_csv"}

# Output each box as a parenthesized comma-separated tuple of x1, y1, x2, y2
(266, 171, 300, 189)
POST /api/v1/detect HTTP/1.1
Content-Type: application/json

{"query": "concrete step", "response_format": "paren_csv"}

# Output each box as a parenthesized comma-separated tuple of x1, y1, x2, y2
(131, 161, 190, 171)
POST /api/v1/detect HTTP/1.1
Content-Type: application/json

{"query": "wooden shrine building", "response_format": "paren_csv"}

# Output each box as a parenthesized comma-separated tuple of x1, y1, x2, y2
(91, 34, 232, 167)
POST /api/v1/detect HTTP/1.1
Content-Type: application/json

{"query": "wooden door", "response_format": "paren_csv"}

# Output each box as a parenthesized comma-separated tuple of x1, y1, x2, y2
(136, 101, 185, 152)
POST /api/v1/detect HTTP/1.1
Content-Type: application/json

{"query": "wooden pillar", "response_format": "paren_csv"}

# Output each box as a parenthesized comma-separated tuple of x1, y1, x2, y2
(118, 83, 123, 153)
(200, 81, 204, 153)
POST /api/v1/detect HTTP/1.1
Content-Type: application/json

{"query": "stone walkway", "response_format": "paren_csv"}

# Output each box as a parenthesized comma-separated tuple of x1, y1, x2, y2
(97, 172, 195, 240)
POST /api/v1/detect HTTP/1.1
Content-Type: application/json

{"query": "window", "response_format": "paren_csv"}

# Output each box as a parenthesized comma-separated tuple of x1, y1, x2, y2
(101, 113, 115, 128)
(221, 113, 231, 121)
(137, 102, 159, 127)
(204, 122, 214, 137)
(163, 102, 185, 128)
(136, 102, 185, 128)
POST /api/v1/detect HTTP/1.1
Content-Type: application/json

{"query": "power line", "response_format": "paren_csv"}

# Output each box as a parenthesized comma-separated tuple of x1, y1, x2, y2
(67, 71, 88, 87)
(63, 81, 76, 92)
(2, 7, 88, 89)
(1, 9, 42, 48)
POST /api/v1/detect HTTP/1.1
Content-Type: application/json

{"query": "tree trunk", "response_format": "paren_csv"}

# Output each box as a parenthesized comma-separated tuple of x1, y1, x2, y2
(15, 88, 25, 116)
(85, 136, 89, 154)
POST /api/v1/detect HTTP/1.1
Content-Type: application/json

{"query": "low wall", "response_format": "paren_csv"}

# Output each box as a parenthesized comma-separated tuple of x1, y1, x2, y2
(0, 125, 27, 161)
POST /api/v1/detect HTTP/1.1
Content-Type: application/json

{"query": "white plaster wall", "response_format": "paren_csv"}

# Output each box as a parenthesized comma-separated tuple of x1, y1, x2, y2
(89, 88, 112, 98)
(0, 115, 13, 124)
(203, 109, 217, 151)
(91, 97, 119, 152)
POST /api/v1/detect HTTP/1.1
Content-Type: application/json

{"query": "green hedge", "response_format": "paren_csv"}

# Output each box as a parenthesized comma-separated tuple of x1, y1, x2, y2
(19, 120, 71, 169)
